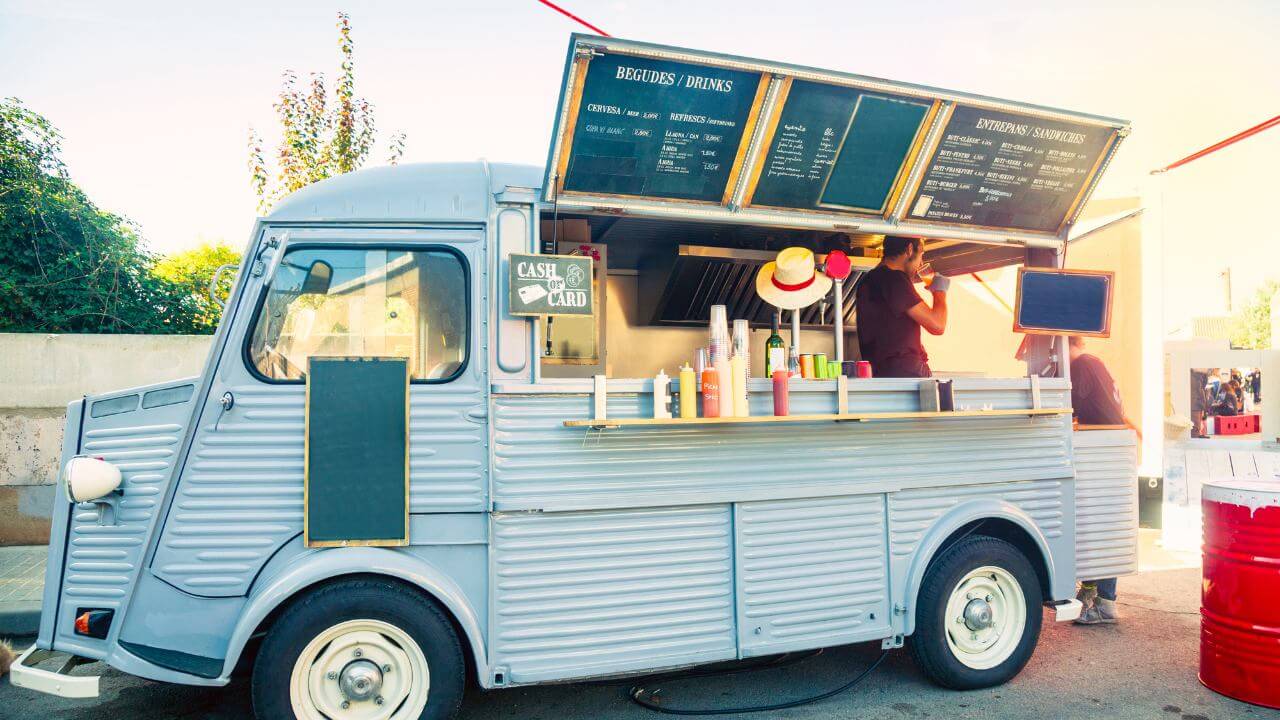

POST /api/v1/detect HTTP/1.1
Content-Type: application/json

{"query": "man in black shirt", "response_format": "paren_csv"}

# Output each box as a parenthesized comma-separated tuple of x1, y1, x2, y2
(1069, 335, 1140, 625)
(855, 236, 950, 378)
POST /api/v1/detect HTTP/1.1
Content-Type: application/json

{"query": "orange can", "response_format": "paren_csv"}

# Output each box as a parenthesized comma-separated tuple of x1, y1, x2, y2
(799, 354, 815, 379)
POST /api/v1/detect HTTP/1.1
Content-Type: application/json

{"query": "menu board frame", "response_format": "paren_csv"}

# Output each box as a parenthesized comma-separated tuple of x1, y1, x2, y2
(543, 35, 1130, 246)
(1013, 267, 1114, 338)
(740, 77, 940, 216)
(547, 47, 771, 208)
(900, 103, 1123, 237)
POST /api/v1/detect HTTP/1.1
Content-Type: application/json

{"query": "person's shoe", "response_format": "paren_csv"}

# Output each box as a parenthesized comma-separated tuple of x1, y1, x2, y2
(1074, 597, 1119, 625)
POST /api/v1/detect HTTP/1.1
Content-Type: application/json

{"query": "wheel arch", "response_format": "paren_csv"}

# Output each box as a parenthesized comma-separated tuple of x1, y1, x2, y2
(219, 547, 487, 685)
(902, 499, 1056, 637)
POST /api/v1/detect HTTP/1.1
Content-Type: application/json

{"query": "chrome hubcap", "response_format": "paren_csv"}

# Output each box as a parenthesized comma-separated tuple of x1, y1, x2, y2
(339, 660, 384, 702)
(963, 598, 994, 631)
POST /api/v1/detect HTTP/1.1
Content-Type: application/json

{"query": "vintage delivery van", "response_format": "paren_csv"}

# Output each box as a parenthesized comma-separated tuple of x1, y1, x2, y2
(13, 35, 1139, 720)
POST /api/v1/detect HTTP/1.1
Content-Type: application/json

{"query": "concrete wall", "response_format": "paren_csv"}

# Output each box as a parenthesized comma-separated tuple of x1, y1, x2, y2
(0, 333, 212, 544)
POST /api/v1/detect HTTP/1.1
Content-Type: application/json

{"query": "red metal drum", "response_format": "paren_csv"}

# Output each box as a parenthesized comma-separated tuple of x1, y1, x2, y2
(1200, 479, 1280, 709)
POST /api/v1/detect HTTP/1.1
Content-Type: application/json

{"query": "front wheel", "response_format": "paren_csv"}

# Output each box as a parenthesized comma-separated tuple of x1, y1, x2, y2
(252, 577, 466, 720)
(909, 536, 1042, 690)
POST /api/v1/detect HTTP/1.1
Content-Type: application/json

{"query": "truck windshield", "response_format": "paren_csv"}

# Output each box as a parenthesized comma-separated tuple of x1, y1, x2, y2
(247, 246, 467, 382)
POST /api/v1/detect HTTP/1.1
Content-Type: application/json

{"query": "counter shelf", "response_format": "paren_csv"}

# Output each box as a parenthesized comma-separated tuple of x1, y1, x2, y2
(564, 407, 1071, 430)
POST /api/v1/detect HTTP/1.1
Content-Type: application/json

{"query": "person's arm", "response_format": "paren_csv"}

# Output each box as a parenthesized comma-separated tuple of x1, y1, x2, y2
(906, 278, 949, 335)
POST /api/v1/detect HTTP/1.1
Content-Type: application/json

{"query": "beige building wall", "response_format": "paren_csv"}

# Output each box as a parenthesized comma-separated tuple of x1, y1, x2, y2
(922, 197, 1144, 427)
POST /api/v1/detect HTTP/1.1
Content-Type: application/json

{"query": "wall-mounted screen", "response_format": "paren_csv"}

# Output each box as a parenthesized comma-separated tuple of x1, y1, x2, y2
(907, 106, 1116, 233)
(1014, 268, 1113, 337)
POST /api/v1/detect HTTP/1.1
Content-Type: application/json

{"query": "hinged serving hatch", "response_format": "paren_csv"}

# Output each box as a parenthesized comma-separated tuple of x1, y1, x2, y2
(543, 35, 1130, 249)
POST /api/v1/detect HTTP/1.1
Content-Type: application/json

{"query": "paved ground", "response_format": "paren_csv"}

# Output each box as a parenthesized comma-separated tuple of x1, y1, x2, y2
(0, 545, 44, 634)
(1, 534, 1269, 720)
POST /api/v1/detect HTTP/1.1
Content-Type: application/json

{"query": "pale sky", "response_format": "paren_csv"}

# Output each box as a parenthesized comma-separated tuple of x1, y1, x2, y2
(3, 0, 1278, 330)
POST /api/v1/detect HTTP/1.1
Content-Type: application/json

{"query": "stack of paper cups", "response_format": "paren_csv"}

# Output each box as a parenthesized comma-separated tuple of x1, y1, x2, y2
(732, 319, 750, 377)
(708, 305, 730, 365)
(731, 355, 749, 417)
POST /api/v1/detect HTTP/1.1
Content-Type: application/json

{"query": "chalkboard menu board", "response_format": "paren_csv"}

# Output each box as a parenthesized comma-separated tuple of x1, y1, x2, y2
(561, 53, 763, 202)
(1014, 269, 1113, 337)
(750, 81, 931, 213)
(306, 357, 408, 547)
(908, 106, 1114, 233)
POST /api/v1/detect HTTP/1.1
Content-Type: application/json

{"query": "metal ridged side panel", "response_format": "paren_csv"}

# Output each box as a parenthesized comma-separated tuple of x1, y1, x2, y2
(492, 390, 1071, 511)
(888, 480, 1067, 559)
(1073, 431, 1138, 580)
(152, 383, 487, 596)
(53, 382, 194, 654)
(62, 424, 183, 609)
(490, 506, 736, 683)
(736, 495, 892, 656)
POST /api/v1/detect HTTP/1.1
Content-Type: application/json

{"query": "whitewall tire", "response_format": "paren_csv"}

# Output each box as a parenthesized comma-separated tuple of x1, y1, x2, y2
(252, 578, 466, 720)
(910, 536, 1042, 689)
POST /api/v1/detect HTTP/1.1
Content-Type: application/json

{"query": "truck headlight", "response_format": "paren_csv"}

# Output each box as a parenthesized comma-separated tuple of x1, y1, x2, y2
(65, 456, 122, 503)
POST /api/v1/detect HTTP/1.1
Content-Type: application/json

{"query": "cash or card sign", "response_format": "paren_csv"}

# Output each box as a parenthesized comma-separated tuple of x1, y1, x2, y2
(509, 253, 594, 316)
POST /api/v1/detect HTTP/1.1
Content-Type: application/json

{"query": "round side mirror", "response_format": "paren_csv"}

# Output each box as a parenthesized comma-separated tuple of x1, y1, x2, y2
(65, 456, 122, 503)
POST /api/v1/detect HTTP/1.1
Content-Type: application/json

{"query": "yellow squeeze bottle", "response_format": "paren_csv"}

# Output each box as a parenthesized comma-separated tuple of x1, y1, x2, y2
(679, 364, 697, 418)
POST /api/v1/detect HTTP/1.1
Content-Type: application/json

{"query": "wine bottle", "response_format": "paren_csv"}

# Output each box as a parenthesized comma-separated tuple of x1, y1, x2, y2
(764, 310, 786, 378)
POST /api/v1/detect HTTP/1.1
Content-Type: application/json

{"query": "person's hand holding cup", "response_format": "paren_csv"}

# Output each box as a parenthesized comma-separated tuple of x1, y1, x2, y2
(916, 262, 950, 293)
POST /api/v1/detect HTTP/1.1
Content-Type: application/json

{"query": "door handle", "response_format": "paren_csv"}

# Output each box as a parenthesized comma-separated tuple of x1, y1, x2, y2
(465, 408, 488, 423)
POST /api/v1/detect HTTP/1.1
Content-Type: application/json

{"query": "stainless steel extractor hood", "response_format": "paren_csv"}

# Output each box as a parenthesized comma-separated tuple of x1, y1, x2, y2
(637, 245, 863, 328)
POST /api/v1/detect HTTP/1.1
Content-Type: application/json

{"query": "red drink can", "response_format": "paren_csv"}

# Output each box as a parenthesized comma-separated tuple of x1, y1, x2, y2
(855, 361, 873, 378)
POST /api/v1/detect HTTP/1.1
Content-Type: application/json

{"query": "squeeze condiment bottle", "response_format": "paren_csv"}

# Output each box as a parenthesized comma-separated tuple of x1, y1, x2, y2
(730, 354, 749, 417)
(712, 356, 732, 417)
(678, 364, 697, 419)
(653, 369, 671, 419)
(701, 366, 721, 418)
(772, 370, 789, 416)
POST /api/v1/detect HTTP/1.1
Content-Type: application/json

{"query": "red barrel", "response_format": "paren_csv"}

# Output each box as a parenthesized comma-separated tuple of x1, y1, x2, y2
(1201, 479, 1280, 708)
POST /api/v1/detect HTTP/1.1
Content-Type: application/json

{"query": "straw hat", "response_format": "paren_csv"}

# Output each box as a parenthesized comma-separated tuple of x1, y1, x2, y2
(756, 247, 833, 310)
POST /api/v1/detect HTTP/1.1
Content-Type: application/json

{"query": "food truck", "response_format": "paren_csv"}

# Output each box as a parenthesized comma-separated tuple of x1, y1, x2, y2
(13, 35, 1139, 720)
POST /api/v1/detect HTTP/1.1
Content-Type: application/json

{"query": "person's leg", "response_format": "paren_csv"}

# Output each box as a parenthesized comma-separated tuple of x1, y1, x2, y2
(1095, 577, 1117, 601)
(1075, 578, 1118, 625)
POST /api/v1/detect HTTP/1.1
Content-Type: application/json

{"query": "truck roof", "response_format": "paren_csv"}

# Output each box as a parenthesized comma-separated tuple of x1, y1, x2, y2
(265, 161, 543, 224)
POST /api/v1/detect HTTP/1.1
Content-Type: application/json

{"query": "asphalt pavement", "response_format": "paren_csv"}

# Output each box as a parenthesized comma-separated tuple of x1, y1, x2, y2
(1, 561, 1268, 720)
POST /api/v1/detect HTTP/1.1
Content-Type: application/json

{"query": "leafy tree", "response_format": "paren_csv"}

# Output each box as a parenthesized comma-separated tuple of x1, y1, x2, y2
(152, 240, 242, 329)
(1230, 280, 1279, 350)
(0, 97, 206, 334)
(249, 12, 406, 213)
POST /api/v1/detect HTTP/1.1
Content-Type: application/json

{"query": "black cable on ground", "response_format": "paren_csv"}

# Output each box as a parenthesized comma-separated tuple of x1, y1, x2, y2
(627, 649, 890, 716)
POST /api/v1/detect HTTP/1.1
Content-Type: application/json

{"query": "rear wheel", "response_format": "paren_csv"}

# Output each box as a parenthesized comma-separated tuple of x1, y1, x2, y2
(909, 536, 1042, 689)
(252, 578, 466, 720)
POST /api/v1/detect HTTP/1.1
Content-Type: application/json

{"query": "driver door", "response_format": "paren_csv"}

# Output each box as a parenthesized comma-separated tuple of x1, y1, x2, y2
(148, 227, 487, 598)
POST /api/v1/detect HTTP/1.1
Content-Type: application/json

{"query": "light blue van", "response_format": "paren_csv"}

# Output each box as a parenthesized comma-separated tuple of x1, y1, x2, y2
(12, 36, 1138, 720)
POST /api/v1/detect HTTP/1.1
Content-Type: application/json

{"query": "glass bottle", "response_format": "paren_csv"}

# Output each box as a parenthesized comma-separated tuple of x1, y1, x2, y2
(764, 310, 786, 378)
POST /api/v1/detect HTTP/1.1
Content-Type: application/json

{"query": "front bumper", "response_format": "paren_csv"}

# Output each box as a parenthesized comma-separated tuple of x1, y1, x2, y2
(8, 644, 100, 698)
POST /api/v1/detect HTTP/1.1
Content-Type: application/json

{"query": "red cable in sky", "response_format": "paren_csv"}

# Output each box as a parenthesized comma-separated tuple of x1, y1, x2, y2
(1151, 114, 1280, 174)
(536, 0, 610, 36)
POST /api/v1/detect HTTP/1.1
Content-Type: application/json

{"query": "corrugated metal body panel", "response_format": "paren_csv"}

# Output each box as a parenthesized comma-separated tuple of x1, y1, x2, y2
(152, 381, 488, 596)
(888, 480, 1067, 559)
(1073, 430, 1139, 580)
(492, 388, 1071, 511)
(53, 383, 195, 652)
(736, 495, 892, 656)
(152, 385, 304, 595)
(490, 506, 737, 683)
